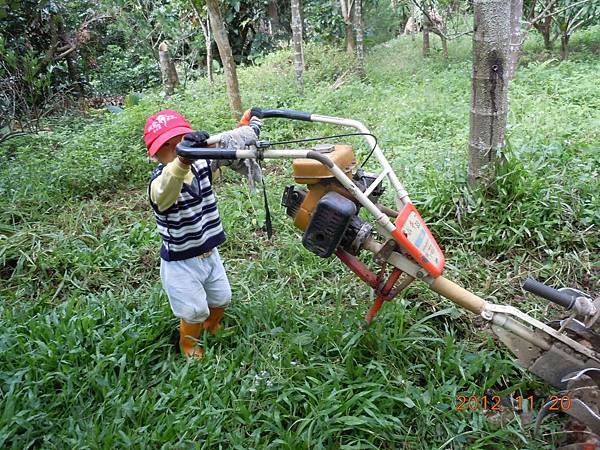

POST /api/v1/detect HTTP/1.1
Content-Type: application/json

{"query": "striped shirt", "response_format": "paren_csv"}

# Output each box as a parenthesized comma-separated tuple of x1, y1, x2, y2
(148, 159, 226, 261)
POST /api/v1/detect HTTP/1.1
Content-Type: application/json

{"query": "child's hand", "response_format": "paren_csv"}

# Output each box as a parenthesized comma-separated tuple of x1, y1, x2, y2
(182, 131, 210, 147)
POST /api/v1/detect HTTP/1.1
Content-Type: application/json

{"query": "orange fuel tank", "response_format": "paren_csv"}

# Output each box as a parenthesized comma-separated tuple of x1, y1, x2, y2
(291, 144, 357, 230)
(292, 144, 356, 184)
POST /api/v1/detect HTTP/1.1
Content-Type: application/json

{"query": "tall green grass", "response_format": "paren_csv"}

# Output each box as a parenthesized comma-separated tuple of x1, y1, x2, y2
(1, 28, 599, 448)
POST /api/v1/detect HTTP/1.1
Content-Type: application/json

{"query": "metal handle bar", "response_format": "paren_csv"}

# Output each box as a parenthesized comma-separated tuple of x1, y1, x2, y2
(202, 108, 312, 146)
(176, 145, 237, 160)
(523, 277, 576, 310)
(189, 107, 411, 205)
(259, 108, 312, 121)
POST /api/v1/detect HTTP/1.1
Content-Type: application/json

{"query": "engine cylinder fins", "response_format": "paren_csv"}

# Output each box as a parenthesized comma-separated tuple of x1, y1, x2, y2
(281, 185, 307, 219)
(353, 168, 386, 203)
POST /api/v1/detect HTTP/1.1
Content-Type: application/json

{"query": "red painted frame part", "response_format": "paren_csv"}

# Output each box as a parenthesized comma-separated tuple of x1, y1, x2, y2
(391, 203, 445, 277)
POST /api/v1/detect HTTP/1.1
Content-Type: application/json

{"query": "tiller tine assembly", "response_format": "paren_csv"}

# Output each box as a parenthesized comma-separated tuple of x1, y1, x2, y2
(535, 368, 600, 448)
(497, 278, 600, 390)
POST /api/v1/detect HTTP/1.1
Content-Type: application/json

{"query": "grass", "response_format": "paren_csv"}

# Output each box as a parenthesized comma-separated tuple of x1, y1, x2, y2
(1, 26, 599, 448)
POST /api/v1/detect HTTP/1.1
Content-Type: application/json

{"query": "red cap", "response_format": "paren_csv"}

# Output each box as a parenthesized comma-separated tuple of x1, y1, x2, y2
(144, 109, 193, 156)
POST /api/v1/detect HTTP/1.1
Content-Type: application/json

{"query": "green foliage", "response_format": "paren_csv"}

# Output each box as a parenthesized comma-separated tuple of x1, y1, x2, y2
(303, 0, 346, 44)
(524, 0, 600, 57)
(418, 144, 599, 256)
(364, 0, 409, 45)
(1, 28, 599, 449)
(88, 45, 160, 96)
(551, 0, 600, 36)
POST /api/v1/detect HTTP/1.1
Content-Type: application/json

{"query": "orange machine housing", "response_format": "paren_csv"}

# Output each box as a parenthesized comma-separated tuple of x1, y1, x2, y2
(291, 144, 356, 230)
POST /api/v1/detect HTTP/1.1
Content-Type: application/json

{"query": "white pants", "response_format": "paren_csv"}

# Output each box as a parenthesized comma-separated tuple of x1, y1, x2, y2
(160, 248, 232, 323)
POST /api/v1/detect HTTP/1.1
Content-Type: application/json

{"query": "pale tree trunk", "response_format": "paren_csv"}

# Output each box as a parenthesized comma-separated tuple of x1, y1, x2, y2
(345, 18, 356, 53)
(440, 32, 448, 59)
(468, 0, 511, 187)
(206, 0, 243, 117)
(410, 2, 418, 41)
(291, 0, 305, 94)
(430, 27, 448, 59)
(340, 0, 356, 54)
(190, 1, 213, 83)
(355, 0, 365, 77)
(422, 5, 447, 59)
(158, 41, 179, 96)
(507, 0, 523, 80)
(199, 18, 213, 83)
(422, 19, 430, 56)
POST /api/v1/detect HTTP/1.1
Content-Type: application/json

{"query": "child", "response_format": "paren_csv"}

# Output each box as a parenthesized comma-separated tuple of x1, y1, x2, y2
(143, 109, 259, 359)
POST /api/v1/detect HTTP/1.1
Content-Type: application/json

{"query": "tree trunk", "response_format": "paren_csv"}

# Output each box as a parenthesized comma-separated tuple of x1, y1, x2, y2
(65, 51, 84, 98)
(345, 22, 356, 53)
(291, 0, 305, 94)
(158, 41, 179, 96)
(199, 18, 213, 83)
(190, 0, 213, 83)
(410, 2, 417, 41)
(267, 0, 281, 35)
(355, 0, 365, 77)
(468, 0, 511, 187)
(430, 27, 448, 59)
(441, 34, 448, 59)
(57, 18, 84, 98)
(542, 17, 552, 50)
(560, 33, 570, 59)
(422, 20, 430, 57)
(507, 0, 523, 80)
(206, 0, 243, 117)
(341, 0, 356, 54)
(533, 16, 553, 50)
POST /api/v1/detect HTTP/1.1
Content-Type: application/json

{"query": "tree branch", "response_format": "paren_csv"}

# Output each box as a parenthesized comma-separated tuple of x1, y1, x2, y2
(527, 0, 558, 27)
(566, 2, 589, 31)
(0, 131, 30, 145)
(569, 11, 600, 33)
(446, 29, 473, 40)
(55, 45, 77, 60)
(411, 0, 447, 38)
(547, 0, 594, 22)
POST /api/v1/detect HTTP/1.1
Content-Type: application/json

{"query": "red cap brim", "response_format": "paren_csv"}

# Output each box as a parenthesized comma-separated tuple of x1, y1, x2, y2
(148, 126, 193, 156)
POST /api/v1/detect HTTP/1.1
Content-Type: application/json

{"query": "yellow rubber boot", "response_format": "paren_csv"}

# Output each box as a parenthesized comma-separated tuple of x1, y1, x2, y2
(179, 320, 204, 359)
(203, 307, 226, 334)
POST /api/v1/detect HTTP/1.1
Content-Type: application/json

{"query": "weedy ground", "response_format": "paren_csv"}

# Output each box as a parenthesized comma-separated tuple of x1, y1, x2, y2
(0, 26, 599, 449)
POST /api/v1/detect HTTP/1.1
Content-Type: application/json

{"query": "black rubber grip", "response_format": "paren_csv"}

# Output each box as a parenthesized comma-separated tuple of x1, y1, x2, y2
(176, 143, 237, 160)
(523, 277, 576, 310)
(259, 108, 312, 121)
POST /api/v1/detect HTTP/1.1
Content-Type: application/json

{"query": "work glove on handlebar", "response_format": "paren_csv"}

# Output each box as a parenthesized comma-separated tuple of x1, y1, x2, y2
(238, 108, 263, 126)
(247, 116, 263, 138)
(212, 118, 263, 192)
(238, 109, 263, 138)
(181, 131, 210, 148)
